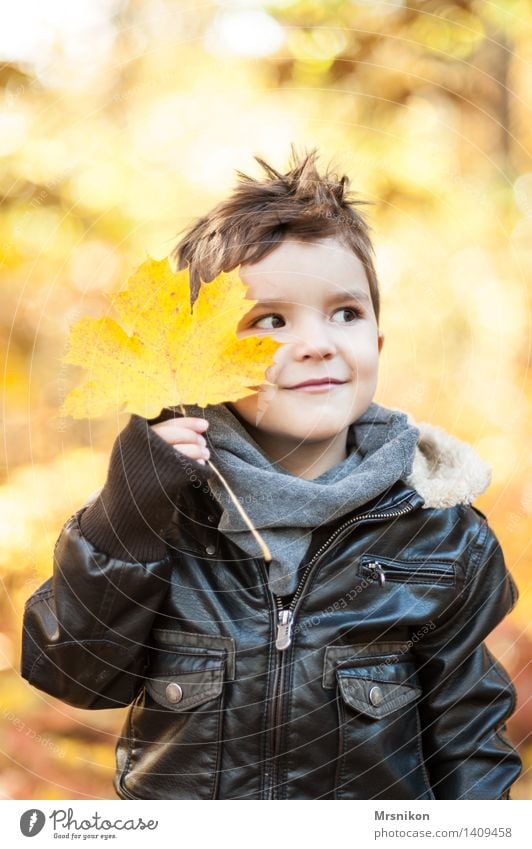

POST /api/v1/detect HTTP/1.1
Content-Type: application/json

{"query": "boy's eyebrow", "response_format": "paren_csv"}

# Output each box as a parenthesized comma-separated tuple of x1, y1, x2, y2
(250, 289, 371, 306)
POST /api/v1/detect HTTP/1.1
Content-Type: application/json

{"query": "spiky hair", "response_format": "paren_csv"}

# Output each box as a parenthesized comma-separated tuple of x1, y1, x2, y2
(171, 144, 380, 322)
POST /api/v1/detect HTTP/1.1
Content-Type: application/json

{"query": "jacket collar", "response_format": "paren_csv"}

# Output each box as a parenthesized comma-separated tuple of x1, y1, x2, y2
(182, 416, 492, 522)
(300, 415, 493, 516)
(403, 417, 492, 509)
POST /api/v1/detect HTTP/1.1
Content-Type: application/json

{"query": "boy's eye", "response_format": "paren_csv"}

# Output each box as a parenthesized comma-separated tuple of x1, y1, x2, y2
(250, 314, 285, 330)
(331, 306, 365, 323)
(250, 306, 364, 330)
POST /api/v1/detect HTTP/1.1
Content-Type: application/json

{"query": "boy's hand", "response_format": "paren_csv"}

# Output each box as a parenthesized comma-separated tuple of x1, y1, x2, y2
(150, 417, 210, 466)
(79, 412, 213, 562)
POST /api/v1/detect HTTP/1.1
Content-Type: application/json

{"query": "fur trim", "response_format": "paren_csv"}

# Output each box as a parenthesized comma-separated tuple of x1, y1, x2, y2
(404, 420, 492, 509)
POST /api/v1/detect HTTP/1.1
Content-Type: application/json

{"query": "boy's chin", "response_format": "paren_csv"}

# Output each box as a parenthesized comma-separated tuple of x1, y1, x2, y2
(254, 412, 353, 442)
(231, 393, 368, 437)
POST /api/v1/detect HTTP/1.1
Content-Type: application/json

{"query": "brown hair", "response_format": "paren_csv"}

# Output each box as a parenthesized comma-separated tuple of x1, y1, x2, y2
(170, 145, 380, 323)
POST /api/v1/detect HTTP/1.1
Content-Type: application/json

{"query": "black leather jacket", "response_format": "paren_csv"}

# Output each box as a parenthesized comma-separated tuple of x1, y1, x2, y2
(21, 474, 521, 800)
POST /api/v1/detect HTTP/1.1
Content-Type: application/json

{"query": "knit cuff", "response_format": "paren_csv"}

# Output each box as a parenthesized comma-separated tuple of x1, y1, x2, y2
(79, 413, 214, 562)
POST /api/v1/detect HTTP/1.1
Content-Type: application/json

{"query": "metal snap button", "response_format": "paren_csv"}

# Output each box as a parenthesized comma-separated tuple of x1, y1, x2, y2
(369, 685, 384, 707)
(165, 682, 183, 704)
(205, 544, 216, 555)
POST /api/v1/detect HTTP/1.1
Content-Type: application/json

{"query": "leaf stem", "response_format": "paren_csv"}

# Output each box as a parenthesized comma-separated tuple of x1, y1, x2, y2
(178, 405, 272, 562)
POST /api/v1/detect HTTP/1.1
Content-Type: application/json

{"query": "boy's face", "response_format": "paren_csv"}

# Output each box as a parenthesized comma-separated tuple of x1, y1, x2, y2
(230, 236, 384, 450)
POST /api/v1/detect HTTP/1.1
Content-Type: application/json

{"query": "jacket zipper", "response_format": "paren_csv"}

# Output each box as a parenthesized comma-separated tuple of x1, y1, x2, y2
(360, 555, 455, 587)
(364, 560, 387, 586)
(263, 496, 418, 799)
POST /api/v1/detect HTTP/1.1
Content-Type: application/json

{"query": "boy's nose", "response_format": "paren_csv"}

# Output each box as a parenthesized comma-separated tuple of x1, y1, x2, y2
(290, 326, 337, 361)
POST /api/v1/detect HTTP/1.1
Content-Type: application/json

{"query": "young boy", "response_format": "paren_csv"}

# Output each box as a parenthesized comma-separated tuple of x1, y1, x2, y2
(21, 148, 521, 800)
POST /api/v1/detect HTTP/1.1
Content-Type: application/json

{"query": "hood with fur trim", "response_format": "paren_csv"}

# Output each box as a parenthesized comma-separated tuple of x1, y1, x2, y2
(84, 415, 492, 515)
(404, 418, 492, 509)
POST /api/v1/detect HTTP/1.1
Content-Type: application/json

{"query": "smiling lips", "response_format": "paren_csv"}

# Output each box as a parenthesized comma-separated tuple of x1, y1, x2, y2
(285, 378, 348, 392)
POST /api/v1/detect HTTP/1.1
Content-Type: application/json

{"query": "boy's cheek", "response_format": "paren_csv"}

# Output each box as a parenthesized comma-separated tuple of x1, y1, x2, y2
(265, 341, 295, 385)
(265, 361, 282, 384)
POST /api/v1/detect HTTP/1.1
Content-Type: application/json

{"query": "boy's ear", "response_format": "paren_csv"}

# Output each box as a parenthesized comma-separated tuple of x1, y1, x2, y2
(378, 332, 385, 354)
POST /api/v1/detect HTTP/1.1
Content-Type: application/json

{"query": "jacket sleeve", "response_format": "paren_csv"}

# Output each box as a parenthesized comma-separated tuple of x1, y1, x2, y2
(21, 507, 174, 709)
(413, 512, 522, 800)
(20, 410, 214, 710)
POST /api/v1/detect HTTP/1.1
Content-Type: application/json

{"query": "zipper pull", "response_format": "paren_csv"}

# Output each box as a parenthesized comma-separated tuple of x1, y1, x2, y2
(366, 560, 386, 587)
(276, 609, 294, 651)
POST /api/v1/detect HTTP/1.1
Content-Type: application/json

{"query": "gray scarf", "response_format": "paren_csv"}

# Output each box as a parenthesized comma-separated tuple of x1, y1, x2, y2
(185, 401, 420, 596)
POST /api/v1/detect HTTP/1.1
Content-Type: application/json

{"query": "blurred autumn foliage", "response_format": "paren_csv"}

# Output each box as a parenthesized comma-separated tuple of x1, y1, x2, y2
(1, 0, 531, 799)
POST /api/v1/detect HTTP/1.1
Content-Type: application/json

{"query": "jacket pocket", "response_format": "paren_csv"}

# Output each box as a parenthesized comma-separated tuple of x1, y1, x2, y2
(144, 657, 224, 712)
(358, 554, 456, 587)
(117, 630, 233, 800)
(332, 656, 435, 800)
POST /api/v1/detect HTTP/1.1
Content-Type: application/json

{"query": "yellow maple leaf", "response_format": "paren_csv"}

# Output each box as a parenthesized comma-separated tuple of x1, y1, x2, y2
(59, 257, 281, 419)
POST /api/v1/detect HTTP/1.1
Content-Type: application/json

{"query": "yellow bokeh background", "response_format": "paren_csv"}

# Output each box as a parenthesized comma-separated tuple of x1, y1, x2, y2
(1, 0, 531, 800)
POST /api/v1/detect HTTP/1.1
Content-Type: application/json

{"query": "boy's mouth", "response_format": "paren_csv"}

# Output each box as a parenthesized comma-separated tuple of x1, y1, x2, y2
(248, 379, 348, 393)
(285, 378, 347, 390)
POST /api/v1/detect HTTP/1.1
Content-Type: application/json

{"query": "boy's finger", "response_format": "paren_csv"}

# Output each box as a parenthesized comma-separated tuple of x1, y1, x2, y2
(151, 424, 208, 445)
(172, 443, 210, 461)
(154, 417, 208, 433)
(175, 417, 209, 430)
